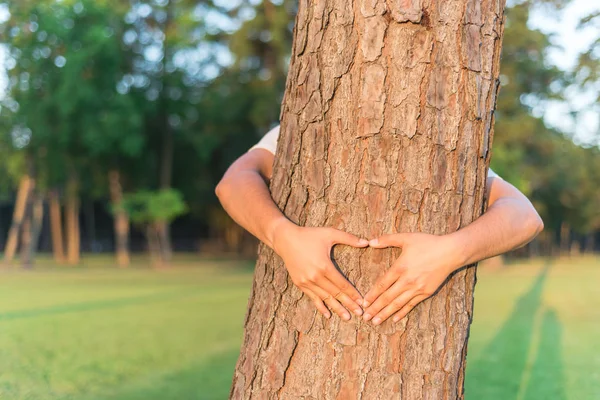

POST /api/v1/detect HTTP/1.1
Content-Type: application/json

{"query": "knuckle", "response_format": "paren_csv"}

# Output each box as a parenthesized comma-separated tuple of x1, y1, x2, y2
(391, 298, 405, 309)
(297, 277, 311, 286)
(307, 271, 321, 282)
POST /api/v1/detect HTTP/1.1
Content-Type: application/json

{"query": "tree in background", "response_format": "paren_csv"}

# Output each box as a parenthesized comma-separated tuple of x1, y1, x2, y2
(0, 0, 143, 265)
(121, 189, 187, 267)
(0, 0, 598, 262)
(576, 9, 600, 135)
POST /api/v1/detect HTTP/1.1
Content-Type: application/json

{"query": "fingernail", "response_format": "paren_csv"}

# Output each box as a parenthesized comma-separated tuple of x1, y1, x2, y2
(344, 313, 351, 321)
(354, 308, 363, 316)
(372, 317, 382, 325)
(363, 300, 370, 308)
(325, 312, 331, 319)
(393, 316, 400, 323)
(363, 313, 372, 321)
(359, 239, 369, 246)
(369, 239, 379, 246)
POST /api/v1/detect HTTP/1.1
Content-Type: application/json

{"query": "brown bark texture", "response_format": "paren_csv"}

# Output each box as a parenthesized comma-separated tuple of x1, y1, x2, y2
(109, 170, 131, 267)
(231, 1, 506, 399)
(3, 176, 33, 263)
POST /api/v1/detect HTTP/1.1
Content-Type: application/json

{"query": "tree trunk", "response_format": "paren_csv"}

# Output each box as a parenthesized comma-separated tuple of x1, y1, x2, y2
(19, 190, 35, 268)
(21, 193, 44, 268)
(65, 176, 80, 265)
(146, 223, 163, 268)
(49, 190, 66, 264)
(231, 1, 507, 399)
(156, 0, 175, 262)
(4, 175, 33, 263)
(109, 170, 130, 267)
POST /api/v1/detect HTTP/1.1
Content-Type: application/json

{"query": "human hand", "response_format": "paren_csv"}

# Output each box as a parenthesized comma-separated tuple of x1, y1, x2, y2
(362, 233, 462, 325)
(272, 222, 369, 320)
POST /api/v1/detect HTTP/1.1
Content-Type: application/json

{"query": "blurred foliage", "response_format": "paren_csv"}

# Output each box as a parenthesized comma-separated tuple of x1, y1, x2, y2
(0, 0, 598, 250)
(121, 189, 187, 225)
(576, 10, 600, 93)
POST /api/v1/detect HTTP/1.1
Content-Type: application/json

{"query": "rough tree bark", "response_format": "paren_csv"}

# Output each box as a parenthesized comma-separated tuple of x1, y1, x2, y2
(231, 0, 507, 399)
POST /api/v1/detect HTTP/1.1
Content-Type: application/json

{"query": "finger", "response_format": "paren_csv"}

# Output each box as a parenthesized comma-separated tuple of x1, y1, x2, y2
(369, 233, 409, 249)
(363, 267, 403, 308)
(317, 273, 363, 316)
(325, 266, 364, 303)
(363, 278, 411, 321)
(303, 287, 331, 319)
(329, 229, 369, 248)
(311, 285, 352, 321)
(370, 291, 417, 325)
(391, 294, 429, 323)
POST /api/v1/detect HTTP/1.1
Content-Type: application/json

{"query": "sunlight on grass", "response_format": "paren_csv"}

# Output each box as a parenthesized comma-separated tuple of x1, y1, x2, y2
(0, 256, 598, 399)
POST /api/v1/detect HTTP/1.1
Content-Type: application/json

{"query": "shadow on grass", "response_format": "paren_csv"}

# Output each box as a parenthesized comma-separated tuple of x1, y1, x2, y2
(0, 289, 199, 322)
(466, 262, 565, 399)
(86, 348, 239, 400)
(523, 308, 566, 400)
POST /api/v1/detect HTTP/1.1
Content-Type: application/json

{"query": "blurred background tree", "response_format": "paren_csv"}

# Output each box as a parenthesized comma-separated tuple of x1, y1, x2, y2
(0, 0, 598, 266)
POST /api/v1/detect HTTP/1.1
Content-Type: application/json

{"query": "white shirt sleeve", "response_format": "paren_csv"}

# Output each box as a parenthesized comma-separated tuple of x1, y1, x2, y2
(249, 125, 280, 155)
(488, 168, 502, 180)
(249, 124, 503, 180)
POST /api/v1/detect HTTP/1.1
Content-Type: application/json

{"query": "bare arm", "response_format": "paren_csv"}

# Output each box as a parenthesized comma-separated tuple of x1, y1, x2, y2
(363, 176, 544, 325)
(451, 177, 544, 266)
(216, 149, 369, 320)
(215, 149, 282, 249)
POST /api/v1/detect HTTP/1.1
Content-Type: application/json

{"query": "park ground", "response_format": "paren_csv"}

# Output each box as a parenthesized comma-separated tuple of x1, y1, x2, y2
(0, 256, 598, 400)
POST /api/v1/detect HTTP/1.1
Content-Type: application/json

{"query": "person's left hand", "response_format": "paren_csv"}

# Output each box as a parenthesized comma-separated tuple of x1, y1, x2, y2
(362, 232, 464, 326)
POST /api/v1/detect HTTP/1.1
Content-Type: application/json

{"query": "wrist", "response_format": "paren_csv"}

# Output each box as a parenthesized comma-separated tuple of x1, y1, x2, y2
(267, 216, 297, 253)
(445, 232, 470, 272)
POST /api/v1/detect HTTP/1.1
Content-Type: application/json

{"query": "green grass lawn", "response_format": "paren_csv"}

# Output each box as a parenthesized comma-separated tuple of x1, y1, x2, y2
(0, 256, 598, 399)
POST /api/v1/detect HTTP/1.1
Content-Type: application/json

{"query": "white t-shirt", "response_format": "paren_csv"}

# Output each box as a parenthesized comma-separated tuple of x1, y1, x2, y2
(251, 125, 501, 179)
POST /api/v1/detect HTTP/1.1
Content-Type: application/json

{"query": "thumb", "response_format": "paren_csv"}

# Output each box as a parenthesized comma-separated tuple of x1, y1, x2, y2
(369, 233, 409, 248)
(329, 229, 369, 248)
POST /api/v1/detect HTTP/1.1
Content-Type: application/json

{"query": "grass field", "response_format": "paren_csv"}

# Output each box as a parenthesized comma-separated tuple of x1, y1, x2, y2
(0, 256, 598, 399)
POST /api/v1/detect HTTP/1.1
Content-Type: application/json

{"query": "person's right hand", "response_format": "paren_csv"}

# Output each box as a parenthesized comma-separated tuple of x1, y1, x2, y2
(271, 221, 369, 320)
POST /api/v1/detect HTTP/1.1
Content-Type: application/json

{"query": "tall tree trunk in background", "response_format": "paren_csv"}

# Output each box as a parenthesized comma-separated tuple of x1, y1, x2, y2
(4, 176, 33, 263)
(21, 193, 44, 268)
(19, 189, 35, 268)
(231, 1, 507, 398)
(262, 0, 277, 73)
(65, 175, 80, 265)
(156, 0, 175, 263)
(146, 223, 163, 268)
(49, 190, 66, 264)
(109, 170, 130, 267)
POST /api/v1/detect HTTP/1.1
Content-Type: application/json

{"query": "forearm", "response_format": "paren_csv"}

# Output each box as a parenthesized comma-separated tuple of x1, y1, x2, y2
(216, 170, 292, 249)
(448, 197, 544, 269)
